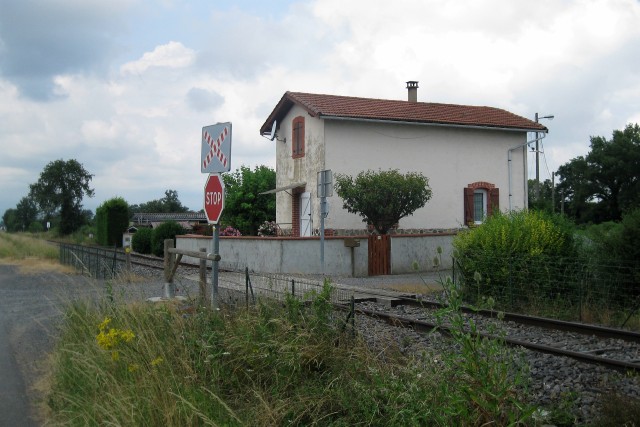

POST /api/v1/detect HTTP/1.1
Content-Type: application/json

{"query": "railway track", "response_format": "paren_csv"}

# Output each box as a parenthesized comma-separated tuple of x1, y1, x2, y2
(351, 303, 640, 374)
(57, 242, 640, 373)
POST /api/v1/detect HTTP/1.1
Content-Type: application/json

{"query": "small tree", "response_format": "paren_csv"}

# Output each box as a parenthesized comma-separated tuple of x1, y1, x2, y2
(29, 159, 94, 235)
(334, 169, 432, 234)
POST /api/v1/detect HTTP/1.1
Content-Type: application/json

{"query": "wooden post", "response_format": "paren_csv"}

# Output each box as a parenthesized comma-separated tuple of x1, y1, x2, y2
(125, 247, 132, 272)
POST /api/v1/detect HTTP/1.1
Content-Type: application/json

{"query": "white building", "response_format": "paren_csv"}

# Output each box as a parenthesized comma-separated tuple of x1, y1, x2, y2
(260, 82, 547, 237)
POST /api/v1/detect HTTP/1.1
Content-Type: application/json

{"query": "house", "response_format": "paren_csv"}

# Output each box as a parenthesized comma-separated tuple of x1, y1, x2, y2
(260, 82, 547, 237)
(131, 212, 208, 230)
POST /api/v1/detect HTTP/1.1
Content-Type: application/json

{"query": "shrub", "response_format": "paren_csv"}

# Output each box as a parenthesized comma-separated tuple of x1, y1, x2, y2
(257, 221, 278, 236)
(131, 228, 153, 254)
(219, 226, 241, 236)
(453, 210, 577, 306)
(150, 221, 184, 257)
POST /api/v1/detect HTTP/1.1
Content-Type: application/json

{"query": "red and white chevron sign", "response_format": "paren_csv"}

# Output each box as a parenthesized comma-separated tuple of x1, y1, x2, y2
(201, 122, 232, 173)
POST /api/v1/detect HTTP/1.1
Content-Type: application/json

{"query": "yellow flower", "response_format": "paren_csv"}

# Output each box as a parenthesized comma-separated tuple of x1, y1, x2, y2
(111, 350, 120, 361)
(151, 356, 164, 367)
(128, 363, 140, 373)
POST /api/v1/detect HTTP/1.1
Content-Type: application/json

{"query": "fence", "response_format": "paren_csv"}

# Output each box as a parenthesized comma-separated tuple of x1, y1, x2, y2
(453, 253, 640, 326)
(59, 243, 127, 279)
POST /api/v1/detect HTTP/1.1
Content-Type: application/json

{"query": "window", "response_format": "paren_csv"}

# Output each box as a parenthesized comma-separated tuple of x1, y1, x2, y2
(464, 182, 499, 225)
(292, 116, 305, 158)
(473, 189, 487, 224)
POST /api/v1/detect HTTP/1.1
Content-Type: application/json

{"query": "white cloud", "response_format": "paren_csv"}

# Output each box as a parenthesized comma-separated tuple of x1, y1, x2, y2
(2, 0, 640, 216)
(120, 41, 195, 74)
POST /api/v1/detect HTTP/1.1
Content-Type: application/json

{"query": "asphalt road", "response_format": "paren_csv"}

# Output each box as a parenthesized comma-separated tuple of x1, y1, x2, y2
(0, 264, 101, 427)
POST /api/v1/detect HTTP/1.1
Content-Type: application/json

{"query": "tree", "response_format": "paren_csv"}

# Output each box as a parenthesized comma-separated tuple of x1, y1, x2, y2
(222, 165, 276, 235)
(2, 209, 18, 232)
(556, 123, 640, 224)
(527, 179, 555, 213)
(334, 169, 432, 234)
(29, 159, 94, 235)
(15, 196, 40, 232)
(130, 190, 190, 214)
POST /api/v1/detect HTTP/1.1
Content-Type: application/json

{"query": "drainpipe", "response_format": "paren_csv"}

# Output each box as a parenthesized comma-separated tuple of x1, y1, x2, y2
(508, 133, 546, 211)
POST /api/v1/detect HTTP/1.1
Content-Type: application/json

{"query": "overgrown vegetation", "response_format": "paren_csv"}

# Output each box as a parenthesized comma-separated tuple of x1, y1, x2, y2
(0, 232, 58, 260)
(454, 210, 577, 306)
(453, 209, 640, 328)
(47, 281, 537, 425)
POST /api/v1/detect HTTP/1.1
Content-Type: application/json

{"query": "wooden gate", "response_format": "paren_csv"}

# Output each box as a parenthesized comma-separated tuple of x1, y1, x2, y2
(368, 234, 391, 276)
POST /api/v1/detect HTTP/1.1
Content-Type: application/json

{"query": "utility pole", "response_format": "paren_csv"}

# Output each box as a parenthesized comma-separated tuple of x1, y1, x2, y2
(534, 113, 554, 203)
(535, 113, 540, 202)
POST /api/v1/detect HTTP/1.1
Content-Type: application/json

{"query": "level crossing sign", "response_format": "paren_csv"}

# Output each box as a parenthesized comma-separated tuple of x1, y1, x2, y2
(201, 122, 232, 173)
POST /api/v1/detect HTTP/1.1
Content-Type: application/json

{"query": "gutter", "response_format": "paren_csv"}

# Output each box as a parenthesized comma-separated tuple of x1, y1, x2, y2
(320, 115, 546, 133)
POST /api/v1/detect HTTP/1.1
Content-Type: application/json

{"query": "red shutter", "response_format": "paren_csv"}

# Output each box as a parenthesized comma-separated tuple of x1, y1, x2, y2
(299, 118, 305, 156)
(489, 188, 500, 216)
(292, 116, 305, 158)
(464, 187, 474, 225)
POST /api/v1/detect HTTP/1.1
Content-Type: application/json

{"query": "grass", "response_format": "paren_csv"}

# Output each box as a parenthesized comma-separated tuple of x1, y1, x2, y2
(0, 232, 73, 274)
(46, 281, 538, 426)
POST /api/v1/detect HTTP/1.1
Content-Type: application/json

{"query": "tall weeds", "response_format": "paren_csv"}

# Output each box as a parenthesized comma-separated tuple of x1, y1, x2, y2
(48, 282, 535, 426)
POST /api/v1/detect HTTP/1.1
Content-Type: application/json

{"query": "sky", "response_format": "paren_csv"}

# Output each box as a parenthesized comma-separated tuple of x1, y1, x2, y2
(1, 0, 640, 217)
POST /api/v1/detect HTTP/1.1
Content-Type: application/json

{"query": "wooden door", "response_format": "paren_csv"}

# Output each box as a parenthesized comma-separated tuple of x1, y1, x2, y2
(368, 234, 390, 275)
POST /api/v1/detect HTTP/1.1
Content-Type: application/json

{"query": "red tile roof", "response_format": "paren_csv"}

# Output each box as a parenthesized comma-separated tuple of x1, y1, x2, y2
(260, 91, 547, 135)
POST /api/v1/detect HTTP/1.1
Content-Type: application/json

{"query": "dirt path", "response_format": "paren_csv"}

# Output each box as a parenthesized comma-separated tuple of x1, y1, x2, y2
(0, 264, 102, 426)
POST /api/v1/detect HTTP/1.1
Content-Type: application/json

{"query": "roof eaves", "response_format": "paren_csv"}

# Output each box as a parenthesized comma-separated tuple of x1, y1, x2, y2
(319, 114, 548, 133)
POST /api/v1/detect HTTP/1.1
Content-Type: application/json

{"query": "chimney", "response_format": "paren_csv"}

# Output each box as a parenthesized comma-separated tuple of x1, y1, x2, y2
(406, 81, 419, 102)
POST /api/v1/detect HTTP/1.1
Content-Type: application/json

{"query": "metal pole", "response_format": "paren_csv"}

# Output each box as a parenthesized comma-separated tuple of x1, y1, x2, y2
(551, 172, 555, 213)
(535, 112, 540, 202)
(199, 248, 207, 306)
(211, 224, 220, 309)
(320, 197, 326, 275)
(163, 239, 175, 298)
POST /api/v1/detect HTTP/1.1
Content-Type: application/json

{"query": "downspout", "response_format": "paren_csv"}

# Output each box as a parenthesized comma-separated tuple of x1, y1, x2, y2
(508, 133, 546, 211)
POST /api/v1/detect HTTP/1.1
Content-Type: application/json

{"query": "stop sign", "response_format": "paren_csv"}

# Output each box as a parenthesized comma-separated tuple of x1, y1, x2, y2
(204, 173, 225, 224)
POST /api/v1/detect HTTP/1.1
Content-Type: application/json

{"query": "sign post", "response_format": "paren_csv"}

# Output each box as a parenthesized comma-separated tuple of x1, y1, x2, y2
(204, 173, 225, 309)
(317, 170, 332, 275)
(201, 121, 232, 309)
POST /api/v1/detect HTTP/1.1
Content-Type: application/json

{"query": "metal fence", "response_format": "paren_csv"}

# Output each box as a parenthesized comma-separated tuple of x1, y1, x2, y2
(453, 253, 640, 326)
(238, 270, 356, 305)
(59, 243, 125, 279)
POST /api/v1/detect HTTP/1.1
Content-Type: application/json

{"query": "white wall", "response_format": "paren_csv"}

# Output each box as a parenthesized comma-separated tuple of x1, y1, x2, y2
(324, 120, 528, 230)
(176, 233, 455, 276)
(274, 105, 326, 231)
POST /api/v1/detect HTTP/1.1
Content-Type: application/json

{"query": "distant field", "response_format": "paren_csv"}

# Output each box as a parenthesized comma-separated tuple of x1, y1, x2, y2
(0, 232, 72, 273)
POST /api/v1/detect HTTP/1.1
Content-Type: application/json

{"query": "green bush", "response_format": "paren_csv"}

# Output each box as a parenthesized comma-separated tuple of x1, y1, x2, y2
(150, 221, 184, 257)
(131, 228, 153, 254)
(453, 210, 577, 306)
